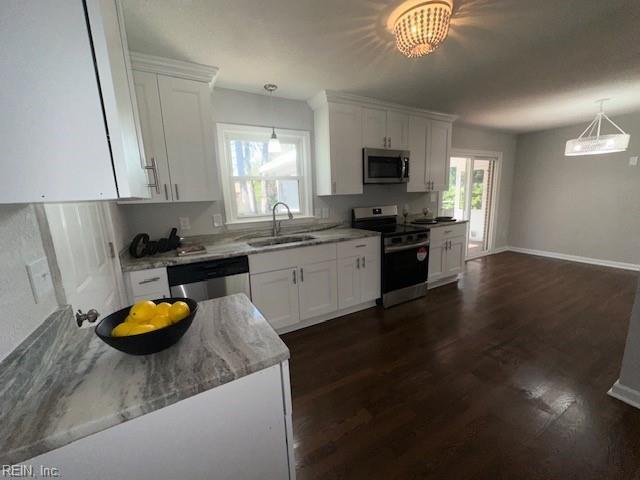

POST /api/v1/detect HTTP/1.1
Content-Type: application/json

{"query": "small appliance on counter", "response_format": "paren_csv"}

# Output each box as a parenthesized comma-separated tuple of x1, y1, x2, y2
(352, 205, 429, 308)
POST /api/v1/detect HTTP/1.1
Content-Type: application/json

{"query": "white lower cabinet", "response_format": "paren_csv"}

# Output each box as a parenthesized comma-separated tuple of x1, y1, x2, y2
(298, 260, 338, 320)
(250, 268, 300, 330)
(26, 364, 294, 480)
(337, 238, 381, 309)
(250, 239, 380, 332)
(428, 223, 468, 287)
(125, 267, 171, 303)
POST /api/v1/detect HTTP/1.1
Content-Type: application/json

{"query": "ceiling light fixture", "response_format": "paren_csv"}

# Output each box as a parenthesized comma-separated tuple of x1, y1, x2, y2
(387, 0, 453, 58)
(264, 83, 281, 153)
(565, 99, 630, 156)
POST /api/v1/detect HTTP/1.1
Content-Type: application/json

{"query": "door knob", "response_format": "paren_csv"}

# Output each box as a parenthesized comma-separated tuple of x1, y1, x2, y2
(76, 309, 100, 327)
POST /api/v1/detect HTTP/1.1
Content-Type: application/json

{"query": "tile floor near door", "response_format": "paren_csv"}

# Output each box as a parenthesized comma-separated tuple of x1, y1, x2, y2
(282, 252, 640, 480)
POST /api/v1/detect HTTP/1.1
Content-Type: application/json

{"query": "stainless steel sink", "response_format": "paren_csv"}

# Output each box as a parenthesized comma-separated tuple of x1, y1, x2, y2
(247, 235, 315, 248)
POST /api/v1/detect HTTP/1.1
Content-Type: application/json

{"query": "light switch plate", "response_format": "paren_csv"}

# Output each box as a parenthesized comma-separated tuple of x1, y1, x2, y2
(26, 257, 53, 304)
(179, 217, 191, 231)
(630, 156, 638, 166)
(212, 214, 223, 228)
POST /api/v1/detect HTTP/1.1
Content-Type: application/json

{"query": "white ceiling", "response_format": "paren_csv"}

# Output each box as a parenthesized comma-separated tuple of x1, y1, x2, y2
(123, 0, 640, 133)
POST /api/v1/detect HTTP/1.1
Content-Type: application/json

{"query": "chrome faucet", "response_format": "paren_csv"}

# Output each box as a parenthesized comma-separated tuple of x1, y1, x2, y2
(272, 202, 293, 236)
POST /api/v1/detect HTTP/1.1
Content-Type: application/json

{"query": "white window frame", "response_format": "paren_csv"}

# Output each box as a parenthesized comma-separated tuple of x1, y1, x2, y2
(216, 123, 313, 225)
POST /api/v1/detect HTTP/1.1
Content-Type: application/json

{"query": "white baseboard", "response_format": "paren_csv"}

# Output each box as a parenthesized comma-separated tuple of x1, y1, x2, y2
(505, 246, 640, 272)
(608, 380, 640, 410)
(276, 300, 377, 335)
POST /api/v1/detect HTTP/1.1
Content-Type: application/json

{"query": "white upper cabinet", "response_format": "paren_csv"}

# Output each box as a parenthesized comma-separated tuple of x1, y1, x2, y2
(0, 0, 148, 203)
(124, 53, 220, 203)
(158, 76, 218, 202)
(362, 108, 388, 149)
(309, 91, 456, 197)
(428, 120, 453, 192)
(386, 111, 410, 150)
(363, 108, 409, 150)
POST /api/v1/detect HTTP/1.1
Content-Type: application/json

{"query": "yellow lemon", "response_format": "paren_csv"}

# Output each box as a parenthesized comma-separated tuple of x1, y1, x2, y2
(155, 302, 172, 316)
(149, 313, 171, 330)
(111, 322, 134, 337)
(129, 300, 157, 324)
(168, 301, 190, 324)
(127, 323, 157, 336)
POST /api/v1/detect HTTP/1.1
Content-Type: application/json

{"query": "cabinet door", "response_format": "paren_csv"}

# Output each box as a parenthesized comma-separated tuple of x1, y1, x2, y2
(298, 260, 338, 321)
(386, 111, 410, 150)
(86, 0, 149, 199)
(157, 76, 218, 202)
(329, 102, 363, 195)
(362, 108, 387, 149)
(250, 269, 300, 330)
(0, 0, 118, 202)
(428, 243, 446, 282)
(360, 252, 381, 302)
(337, 257, 361, 309)
(132, 71, 172, 202)
(407, 116, 428, 192)
(427, 120, 452, 192)
(445, 236, 466, 277)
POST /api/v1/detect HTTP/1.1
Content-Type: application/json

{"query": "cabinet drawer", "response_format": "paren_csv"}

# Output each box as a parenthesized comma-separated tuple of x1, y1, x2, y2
(337, 237, 380, 259)
(249, 243, 337, 275)
(128, 268, 170, 297)
(430, 223, 467, 245)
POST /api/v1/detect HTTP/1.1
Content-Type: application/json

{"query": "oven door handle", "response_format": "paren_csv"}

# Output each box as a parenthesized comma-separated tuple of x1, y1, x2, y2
(385, 240, 430, 253)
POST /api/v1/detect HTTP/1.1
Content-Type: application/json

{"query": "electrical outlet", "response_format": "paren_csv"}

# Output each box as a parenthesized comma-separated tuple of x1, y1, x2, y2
(212, 214, 223, 228)
(26, 257, 52, 304)
(179, 217, 191, 231)
(630, 156, 638, 166)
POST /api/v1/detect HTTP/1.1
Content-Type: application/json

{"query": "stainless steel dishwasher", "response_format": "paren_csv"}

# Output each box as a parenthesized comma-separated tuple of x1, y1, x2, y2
(167, 256, 251, 302)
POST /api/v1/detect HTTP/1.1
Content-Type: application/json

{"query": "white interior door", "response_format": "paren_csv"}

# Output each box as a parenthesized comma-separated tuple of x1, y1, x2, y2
(45, 203, 123, 318)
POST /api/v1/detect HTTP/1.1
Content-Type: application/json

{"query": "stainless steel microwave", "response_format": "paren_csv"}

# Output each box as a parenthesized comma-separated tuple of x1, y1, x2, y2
(363, 148, 410, 184)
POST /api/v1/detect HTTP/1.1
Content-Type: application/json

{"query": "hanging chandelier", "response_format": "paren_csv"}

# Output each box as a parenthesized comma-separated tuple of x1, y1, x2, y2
(565, 100, 630, 156)
(387, 0, 453, 58)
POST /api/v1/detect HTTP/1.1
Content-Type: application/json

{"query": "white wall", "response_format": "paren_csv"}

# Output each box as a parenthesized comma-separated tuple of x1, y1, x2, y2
(509, 111, 640, 265)
(0, 205, 58, 361)
(451, 124, 518, 249)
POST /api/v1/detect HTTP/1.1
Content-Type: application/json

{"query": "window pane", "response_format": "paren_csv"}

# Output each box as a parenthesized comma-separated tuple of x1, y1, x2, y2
(229, 138, 299, 177)
(233, 179, 301, 217)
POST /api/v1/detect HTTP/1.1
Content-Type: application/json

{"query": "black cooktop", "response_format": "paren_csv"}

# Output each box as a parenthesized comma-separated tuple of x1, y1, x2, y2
(359, 223, 428, 236)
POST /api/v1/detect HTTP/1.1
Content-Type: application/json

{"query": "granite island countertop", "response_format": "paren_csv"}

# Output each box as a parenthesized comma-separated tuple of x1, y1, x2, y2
(0, 294, 289, 465)
(121, 226, 381, 272)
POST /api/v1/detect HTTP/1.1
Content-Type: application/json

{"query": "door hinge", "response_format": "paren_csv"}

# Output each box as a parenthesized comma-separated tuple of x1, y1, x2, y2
(108, 241, 116, 259)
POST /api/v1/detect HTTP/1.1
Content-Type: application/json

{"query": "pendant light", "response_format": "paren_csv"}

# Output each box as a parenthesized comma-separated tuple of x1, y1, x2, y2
(264, 83, 281, 153)
(565, 99, 630, 156)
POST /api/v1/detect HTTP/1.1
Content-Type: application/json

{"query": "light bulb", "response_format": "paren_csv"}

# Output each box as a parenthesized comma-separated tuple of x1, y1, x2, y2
(268, 128, 281, 153)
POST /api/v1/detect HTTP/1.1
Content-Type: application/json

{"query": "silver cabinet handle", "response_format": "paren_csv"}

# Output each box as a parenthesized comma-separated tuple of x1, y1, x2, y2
(175, 184, 180, 201)
(383, 137, 387, 148)
(139, 276, 160, 285)
(300, 268, 304, 282)
(362, 256, 366, 268)
(292, 269, 297, 285)
(389, 137, 391, 148)
(355, 244, 366, 248)
(444, 230, 452, 234)
(164, 184, 169, 201)
(356, 257, 360, 269)
(144, 157, 160, 194)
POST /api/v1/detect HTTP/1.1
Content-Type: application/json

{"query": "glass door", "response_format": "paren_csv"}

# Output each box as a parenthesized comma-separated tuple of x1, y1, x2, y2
(440, 155, 498, 259)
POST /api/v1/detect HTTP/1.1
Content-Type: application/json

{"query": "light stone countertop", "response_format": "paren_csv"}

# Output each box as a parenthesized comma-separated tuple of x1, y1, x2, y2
(121, 226, 381, 272)
(0, 294, 289, 465)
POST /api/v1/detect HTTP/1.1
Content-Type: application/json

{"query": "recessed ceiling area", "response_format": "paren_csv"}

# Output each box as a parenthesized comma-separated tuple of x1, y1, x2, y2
(122, 0, 640, 133)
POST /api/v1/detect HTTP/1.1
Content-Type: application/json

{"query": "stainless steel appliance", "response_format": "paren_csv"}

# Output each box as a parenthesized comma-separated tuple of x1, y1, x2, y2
(352, 205, 429, 308)
(167, 256, 251, 302)
(363, 148, 410, 184)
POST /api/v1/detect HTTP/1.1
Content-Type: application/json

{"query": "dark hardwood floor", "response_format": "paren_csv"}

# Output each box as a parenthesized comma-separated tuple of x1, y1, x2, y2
(282, 252, 640, 480)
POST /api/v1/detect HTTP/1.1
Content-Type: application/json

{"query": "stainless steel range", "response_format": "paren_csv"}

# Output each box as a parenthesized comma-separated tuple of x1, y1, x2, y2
(352, 205, 429, 308)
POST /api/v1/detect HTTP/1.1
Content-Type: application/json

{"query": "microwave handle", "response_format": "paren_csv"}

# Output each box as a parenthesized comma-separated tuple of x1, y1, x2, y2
(402, 158, 410, 178)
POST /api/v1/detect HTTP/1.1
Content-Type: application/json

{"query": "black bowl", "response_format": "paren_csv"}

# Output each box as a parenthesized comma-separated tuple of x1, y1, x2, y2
(95, 298, 198, 355)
